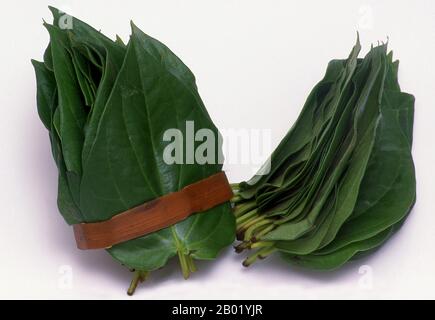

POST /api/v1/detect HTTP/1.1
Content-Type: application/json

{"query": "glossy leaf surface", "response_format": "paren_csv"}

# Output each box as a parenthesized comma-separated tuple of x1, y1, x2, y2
(33, 8, 235, 277)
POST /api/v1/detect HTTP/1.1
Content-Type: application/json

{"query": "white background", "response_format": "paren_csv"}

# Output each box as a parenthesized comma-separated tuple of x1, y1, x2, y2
(0, 0, 434, 299)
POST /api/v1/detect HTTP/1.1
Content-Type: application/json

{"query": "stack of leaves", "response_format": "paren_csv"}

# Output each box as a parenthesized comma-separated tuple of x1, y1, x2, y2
(32, 7, 235, 294)
(231, 38, 416, 269)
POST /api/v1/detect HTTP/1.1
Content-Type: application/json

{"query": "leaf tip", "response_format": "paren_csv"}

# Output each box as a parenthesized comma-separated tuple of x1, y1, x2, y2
(130, 20, 138, 33)
(47, 5, 59, 18)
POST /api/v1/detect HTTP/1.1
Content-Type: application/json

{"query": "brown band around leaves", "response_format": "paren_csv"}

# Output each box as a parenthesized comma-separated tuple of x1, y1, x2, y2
(73, 172, 233, 250)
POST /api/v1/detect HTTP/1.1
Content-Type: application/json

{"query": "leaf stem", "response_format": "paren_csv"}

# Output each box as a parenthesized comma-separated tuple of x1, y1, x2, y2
(186, 254, 197, 273)
(238, 214, 261, 228)
(254, 224, 276, 240)
(243, 246, 276, 267)
(234, 241, 251, 253)
(235, 208, 258, 224)
(244, 219, 272, 241)
(250, 241, 274, 249)
(177, 251, 190, 279)
(242, 250, 262, 267)
(237, 215, 265, 234)
(233, 201, 257, 218)
(127, 270, 148, 296)
(258, 247, 276, 259)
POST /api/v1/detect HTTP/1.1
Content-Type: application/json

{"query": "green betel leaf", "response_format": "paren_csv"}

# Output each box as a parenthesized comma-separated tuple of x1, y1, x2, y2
(232, 38, 416, 270)
(281, 226, 396, 271)
(32, 7, 235, 294)
(80, 23, 234, 269)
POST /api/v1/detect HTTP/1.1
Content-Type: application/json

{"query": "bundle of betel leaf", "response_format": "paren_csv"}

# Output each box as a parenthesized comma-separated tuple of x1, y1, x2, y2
(32, 7, 235, 295)
(231, 37, 416, 269)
